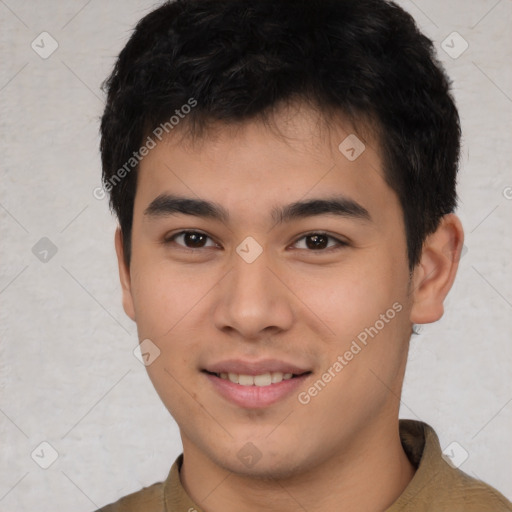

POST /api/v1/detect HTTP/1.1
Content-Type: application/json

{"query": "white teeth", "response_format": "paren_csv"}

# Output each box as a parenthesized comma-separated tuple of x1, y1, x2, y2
(238, 374, 255, 386)
(218, 371, 295, 386)
(253, 373, 272, 386)
(271, 372, 284, 383)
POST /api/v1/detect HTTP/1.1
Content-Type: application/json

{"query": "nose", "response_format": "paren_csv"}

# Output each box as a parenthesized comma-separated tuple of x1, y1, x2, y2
(212, 247, 295, 340)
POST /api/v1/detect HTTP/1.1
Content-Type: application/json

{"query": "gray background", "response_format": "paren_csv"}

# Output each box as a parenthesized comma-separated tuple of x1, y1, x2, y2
(0, 0, 511, 510)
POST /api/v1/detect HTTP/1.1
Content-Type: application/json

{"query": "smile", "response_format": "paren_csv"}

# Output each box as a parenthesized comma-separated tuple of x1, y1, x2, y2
(213, 371, 296, 386)
(203, 370, 312, 408)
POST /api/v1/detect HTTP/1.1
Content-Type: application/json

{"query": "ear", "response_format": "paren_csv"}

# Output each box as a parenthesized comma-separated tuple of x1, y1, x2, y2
(410, 214, 464, 324)
(114, 227, 136, 322)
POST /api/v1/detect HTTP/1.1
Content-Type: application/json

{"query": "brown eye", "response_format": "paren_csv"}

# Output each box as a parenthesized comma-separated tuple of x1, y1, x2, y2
(293, 232, 347, 251)
(305, 234, 329, 250)
(183, 232, 207, 248)
(166, 231, 218, 249)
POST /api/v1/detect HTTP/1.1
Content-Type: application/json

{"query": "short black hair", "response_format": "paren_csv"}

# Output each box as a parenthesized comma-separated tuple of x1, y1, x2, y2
(100, 0, 460, 271)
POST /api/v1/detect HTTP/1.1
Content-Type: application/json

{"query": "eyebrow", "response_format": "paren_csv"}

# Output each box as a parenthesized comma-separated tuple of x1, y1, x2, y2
(143, 193, 371, 224)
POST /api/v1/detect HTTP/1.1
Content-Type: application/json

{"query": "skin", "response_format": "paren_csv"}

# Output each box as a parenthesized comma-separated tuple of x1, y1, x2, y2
(115, 103, 464, 512)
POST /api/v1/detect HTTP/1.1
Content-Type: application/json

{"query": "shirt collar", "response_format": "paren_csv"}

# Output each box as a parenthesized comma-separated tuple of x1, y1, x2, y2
(162, 420, 456, 512)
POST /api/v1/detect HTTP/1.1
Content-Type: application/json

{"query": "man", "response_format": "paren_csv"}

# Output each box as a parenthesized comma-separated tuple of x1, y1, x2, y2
(96, 0, 512, 510)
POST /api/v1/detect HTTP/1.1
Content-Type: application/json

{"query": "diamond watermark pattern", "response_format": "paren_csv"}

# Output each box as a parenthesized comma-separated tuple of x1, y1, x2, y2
(441, 32, 468, 59)
(237, 442, 262, 468)
(338, 134, 366, 161)
(31, 441, 59, 469)
(236, 236, 263, 264)
(32, 237, 58, 263)
(133, 338, 161, 366)
(442, 441, 469, 468)
(31, 32, 59, 59)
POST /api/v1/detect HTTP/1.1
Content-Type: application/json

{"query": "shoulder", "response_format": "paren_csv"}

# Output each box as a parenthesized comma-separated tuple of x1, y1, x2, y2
(443, 470, 512, 511)
(390, 420, 512, 512)
(95, 481, 165, 512)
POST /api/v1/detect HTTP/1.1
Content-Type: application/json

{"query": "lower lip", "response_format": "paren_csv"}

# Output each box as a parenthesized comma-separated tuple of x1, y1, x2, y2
(204, 372, 311, 409)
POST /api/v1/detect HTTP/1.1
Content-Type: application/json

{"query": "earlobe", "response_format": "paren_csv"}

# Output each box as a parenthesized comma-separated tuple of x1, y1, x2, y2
(410, 214, 464, 325)
(114, 227, 136, 322)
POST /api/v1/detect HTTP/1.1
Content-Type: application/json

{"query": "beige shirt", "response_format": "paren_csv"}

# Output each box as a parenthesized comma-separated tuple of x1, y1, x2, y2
(96, 420, 512, 511)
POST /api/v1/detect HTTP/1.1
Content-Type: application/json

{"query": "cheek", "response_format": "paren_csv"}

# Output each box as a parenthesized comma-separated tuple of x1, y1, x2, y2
(129, 260, 206, 339)
(289, 260, 402, 343)
(129, 260, 213, 388)
(291, 248, 410, 387)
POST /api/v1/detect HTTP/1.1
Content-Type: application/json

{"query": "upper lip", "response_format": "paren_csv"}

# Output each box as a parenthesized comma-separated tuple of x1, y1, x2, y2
(203, 359, 311, 376)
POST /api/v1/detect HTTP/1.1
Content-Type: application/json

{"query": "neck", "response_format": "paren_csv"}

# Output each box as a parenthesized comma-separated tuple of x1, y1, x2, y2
(179, 418, 416, 512)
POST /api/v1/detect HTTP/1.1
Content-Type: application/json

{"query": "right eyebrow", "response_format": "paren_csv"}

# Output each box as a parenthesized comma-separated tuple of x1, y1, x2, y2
(143, 194, 229, 223)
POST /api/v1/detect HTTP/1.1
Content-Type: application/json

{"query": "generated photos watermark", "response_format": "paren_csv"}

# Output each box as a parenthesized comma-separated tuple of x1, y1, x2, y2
(298, 301, 403, 405)
(93, 97, 197, 200)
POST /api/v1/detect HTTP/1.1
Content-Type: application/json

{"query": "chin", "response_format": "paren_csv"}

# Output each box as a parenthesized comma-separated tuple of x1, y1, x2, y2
(213, 445, 310, 481)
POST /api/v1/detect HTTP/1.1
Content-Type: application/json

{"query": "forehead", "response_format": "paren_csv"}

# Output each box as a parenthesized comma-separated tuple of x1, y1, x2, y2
(134, 104, 399, 228)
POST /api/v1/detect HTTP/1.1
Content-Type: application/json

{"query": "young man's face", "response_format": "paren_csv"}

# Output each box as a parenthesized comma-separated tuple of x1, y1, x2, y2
(117, 105, 423, 477)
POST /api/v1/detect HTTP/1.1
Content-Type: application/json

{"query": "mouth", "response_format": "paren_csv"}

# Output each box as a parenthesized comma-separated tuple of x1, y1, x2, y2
(202, 370, 311, 387)
(201, 367, 313, 409)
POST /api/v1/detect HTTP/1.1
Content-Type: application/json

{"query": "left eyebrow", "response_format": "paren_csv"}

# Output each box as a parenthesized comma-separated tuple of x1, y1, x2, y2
(271, 196, 371, 225)
(143, 193, 371, 224)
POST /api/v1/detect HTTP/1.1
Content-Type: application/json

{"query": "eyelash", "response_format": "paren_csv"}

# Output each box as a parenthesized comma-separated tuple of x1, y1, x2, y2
(163, 230, 349, 253)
